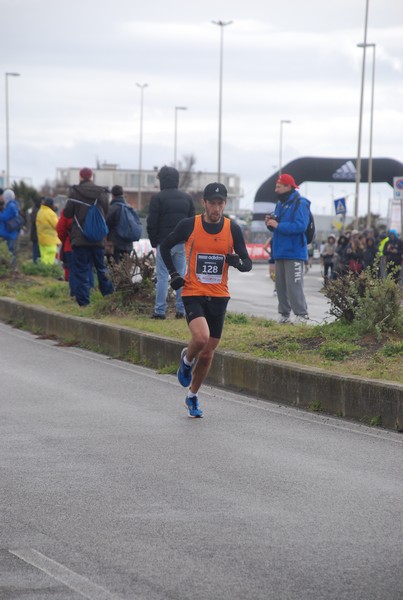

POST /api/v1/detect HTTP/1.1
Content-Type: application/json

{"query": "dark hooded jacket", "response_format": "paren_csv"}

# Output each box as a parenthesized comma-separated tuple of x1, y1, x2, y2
(146, 166, 195, 247)
(64, 180, 109, 247)
(383, 231, 403, 266)
(106, 194, 133, 253)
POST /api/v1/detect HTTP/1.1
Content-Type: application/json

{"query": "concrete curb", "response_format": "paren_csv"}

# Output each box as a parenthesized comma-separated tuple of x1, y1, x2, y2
(0, 297, 402, 431)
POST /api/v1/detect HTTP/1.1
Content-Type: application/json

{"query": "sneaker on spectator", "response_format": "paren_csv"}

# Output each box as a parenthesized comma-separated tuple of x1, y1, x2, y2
(184, 395, 203, 418)
(295, 314, 309, 324)
(278, 314, 291, 324)
(177, 348, 194, 387)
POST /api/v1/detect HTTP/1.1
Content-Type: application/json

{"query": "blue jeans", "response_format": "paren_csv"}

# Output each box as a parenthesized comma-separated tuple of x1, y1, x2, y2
(71, 246, 113, 306)
(154, 244, 186, 316)
(64, 250, 94, 298)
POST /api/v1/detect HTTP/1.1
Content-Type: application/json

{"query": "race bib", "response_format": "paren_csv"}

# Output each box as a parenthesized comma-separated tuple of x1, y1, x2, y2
(196, 253, 225, 284)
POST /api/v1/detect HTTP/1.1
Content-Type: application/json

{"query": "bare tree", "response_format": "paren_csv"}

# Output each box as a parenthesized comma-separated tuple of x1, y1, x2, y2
(177, 154, 196, 191)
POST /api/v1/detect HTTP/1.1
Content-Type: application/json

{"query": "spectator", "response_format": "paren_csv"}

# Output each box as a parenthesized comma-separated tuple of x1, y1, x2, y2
(106, 185, 133, 264)
(263, 236, 276, 295)
(264, 173, 310, 324)
(346, 236, 364, 274)
(36, 198, 60, 265)
(0, 188, 21, 268)
(362, 237, 378, 270)
(57, 207, 95, 298)
(320, 234, 337, 281)
(57, 208, 74, 292)
(147, 166, 195, 319)
(30, 197, 42, 263)
(383, 230, 403, 282)
(333, 234, 349, 278)
(63, 167, 113, 307)
(305, 242, 314, 273)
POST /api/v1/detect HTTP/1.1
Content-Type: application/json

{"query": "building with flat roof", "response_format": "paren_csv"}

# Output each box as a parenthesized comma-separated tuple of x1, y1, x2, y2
(56, 163, 242, 213)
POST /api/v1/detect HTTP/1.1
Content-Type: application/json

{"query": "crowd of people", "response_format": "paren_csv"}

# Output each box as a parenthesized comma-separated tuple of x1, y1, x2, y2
(264, 220, 403, 294)
(318, 228, 403, 282)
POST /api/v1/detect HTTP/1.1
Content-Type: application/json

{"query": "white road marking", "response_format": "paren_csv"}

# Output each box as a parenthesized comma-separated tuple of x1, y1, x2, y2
(9, 549, 123, 600)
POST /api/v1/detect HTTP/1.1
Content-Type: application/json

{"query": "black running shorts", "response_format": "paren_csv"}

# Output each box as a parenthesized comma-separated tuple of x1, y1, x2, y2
(182, 296, 230, 339)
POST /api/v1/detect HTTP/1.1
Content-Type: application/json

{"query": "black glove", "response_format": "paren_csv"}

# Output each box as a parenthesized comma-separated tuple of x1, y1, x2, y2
(170, 271, 185, 291)
(226, 253, 241, 268)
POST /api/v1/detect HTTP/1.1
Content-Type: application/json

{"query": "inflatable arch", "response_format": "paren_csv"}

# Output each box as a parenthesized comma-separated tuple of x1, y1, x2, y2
(252, 156, 403, 232)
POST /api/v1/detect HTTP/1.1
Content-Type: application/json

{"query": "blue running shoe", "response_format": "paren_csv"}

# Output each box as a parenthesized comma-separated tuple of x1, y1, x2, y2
(184, 395, 203, 418)
(177, 348, 194, 387)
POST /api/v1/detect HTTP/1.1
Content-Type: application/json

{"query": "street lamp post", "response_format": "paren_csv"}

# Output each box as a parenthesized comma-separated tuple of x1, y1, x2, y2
(354, 0, 370, 227)
(279, 119, 291, 175)
(357, 42, 376, 229)
(212, 20, 233, 182)
(136, 82, 148, 211)
(5, 72, 20, 188)
(174, 106, 187, 169)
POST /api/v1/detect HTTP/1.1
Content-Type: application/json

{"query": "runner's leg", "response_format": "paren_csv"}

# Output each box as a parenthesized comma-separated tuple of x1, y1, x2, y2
(189, 335, 221, 395)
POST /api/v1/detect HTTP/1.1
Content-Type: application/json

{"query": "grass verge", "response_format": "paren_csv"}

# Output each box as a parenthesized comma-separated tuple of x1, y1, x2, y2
(1, 274, 403, 385)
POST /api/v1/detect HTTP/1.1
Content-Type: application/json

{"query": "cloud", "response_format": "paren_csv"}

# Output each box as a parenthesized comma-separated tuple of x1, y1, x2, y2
(1, 0, 402, 216)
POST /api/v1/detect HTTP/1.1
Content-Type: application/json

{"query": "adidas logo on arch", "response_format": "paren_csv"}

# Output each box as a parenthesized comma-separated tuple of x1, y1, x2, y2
(333, 160, 357, 181)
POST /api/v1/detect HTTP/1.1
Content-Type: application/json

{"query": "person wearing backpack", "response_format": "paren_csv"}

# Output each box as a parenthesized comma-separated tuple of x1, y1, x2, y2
(106, 185, 140, 264)
(265, 173, 310, 324)
(0, 188, 23, 269)
(64, 168, 113, 307)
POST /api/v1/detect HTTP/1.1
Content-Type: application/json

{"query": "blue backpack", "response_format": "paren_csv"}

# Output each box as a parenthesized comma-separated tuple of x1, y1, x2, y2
(116, 202, 142, 242)
(5, 199, 24, 233)
(293, 195, 316, 245)
(71, 198, 109, 242)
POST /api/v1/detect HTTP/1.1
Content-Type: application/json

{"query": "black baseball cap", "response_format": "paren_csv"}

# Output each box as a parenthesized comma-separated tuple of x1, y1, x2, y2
(203, 182, 228, 201)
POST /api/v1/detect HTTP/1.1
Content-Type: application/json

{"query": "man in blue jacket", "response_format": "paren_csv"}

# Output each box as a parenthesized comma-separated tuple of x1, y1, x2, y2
(265, 174, 310, 324)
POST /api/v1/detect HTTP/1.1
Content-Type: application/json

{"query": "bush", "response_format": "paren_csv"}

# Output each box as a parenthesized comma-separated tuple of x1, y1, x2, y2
(382, 341, 403, 357)
(319, 340, 359, 361)
(106, 250, 157, 310)
(21, 260, 64, 279)
(226, 312, 250, 325)
(322, 266, 402, 335)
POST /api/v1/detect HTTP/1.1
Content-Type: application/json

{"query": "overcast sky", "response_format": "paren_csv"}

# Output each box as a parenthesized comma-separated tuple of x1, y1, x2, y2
(1, 0, 403, 217)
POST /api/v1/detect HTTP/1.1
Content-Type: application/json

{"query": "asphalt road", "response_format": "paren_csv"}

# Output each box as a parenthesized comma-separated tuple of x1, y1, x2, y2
(228, 262, 333, 323)
(1, 321, 402, 599)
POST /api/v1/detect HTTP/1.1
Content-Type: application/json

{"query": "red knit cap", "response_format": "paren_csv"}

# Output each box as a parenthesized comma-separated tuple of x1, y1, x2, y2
(79, 167, 93, 180)
(276, 173, 298, 188)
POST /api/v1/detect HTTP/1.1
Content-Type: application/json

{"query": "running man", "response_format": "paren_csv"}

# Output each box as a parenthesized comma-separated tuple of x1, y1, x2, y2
(160, 182, 252, 418)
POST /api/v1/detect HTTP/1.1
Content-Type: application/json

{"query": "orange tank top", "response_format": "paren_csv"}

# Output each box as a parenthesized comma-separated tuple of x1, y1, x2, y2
(182, 215, 234, 297)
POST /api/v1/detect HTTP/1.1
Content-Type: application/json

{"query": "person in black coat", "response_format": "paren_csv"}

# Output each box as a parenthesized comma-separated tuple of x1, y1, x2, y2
(106, 185, 133, 264)
(362, 237, 378, 270)
(383, 230, 403, 282)
(146, 166, 195, 319)
(333, 234, 350, 278)
(30, 197, 42, 263)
